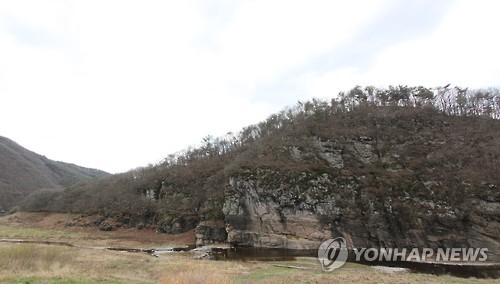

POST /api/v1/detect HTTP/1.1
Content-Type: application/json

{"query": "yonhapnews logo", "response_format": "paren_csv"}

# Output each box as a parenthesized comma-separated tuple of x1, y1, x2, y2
(317, 237, 348, 271)
(351, 247, 488, 262)
(318, 238, 489, 272)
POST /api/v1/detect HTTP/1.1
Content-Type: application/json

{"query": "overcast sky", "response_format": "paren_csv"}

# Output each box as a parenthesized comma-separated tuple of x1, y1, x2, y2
(1, 0, 499, 173)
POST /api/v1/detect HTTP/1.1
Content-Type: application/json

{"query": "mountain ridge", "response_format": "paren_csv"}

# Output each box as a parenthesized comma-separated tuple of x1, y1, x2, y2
(0, 135, 109, 211)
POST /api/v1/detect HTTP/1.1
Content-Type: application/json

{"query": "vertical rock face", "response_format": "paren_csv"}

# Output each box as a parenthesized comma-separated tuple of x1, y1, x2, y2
(220, 135, 499, 260)
(195, 220, 227, 246)
(222, 169, 365, 250)
(223, 175, 333, 249)
(223, 175, 499, 256)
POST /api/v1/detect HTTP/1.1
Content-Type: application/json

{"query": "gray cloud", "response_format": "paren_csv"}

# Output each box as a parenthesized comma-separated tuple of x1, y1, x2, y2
(250, 0, 455, 106)
(311, 0, 455, 71)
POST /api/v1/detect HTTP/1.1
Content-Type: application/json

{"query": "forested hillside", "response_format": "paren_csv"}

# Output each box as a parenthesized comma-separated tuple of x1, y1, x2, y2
(0, 136, 109, 212)
(19, 85, 499, 254)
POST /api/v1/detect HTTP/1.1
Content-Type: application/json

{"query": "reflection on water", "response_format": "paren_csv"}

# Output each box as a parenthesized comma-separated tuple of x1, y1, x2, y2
(207, 247, 500, 279)
(210, 247, 317, 261)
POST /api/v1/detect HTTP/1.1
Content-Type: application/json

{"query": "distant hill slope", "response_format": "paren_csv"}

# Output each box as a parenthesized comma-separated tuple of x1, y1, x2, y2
(0, 136, 109, 211)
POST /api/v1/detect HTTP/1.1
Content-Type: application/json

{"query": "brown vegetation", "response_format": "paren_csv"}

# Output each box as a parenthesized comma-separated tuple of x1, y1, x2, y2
(0, 136, 109, 211)
(17, 85, 500, 237)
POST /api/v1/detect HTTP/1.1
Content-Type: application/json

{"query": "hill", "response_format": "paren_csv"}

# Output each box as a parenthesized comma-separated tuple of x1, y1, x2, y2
(0, 136, 109, 211)
(18, 85, 499, 259)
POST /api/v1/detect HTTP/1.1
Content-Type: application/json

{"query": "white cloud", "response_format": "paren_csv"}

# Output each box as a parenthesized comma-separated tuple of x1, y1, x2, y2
(212, 0, 386, 84)
(298, 0, 500, 101)
(361, 0, 500, 88)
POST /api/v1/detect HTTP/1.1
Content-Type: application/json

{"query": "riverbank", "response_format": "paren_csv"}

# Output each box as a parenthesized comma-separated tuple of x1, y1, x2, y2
(0, 212, 498, 283)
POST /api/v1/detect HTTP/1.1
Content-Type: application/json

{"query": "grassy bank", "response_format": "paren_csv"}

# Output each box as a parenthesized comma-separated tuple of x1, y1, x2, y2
(0, 225, 84, 240)
(0, 242, 163, 283)
(0, 243, 497, 283)
(0, 213, 497, 283)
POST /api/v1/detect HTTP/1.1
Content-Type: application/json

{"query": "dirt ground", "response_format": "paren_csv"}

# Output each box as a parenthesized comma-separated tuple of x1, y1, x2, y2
(0, 211, 196, 248)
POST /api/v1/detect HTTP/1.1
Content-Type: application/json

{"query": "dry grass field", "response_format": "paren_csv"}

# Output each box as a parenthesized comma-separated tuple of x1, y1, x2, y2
(0, 212, 497, 283)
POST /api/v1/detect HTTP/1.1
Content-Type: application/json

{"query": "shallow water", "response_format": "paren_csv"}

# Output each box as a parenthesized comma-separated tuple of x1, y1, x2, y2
(207, 247, 500, 279)
(1, 239, 498, 278)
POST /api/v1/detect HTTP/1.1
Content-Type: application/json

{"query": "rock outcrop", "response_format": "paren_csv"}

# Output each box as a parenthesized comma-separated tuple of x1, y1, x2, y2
(216, 132, 500, 260)
(19, 104, 498, 261)
(125, 109, 500, 261)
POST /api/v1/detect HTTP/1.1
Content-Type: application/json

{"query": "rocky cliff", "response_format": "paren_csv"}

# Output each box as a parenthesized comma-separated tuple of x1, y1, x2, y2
(219, 136, 499, 253)
(197, 107, 499, 261)
(19, 104, 499, 260)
